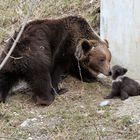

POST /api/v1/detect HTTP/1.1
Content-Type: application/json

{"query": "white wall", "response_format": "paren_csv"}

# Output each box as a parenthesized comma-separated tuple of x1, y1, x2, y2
(101, 0, 140, 81)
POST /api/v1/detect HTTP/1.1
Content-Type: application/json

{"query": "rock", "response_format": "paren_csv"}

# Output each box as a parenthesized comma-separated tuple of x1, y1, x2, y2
(99, 100, 110, 107)
(89, 0, 94, 4)
(20, 118, 37, 128)
(27, 137, 33, 140)
(0, 112, 4, 119)
(20, 119, 31, 128)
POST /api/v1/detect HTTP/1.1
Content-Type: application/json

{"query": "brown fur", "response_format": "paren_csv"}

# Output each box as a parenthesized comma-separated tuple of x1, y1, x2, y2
(0, 16, 111, 105)
(74, 39, 111, 76)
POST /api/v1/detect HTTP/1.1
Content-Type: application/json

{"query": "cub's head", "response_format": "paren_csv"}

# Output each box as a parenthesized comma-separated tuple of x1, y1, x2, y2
(75, 39, 111, 77)
(111, 65, 127, 80)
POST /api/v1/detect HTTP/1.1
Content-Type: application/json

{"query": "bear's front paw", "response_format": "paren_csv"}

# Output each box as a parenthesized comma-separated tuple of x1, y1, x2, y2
(36, 96, 54, 106)
(0, 92, 5, 103)
(104, 94, 113, 99)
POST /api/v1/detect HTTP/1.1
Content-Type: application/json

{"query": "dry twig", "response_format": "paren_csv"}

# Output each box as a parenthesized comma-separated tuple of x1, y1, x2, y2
(0, 0, 37, 70)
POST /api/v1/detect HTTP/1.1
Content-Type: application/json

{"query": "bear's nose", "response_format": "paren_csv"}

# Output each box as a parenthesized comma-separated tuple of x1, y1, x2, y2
(109, 71, 112, 76)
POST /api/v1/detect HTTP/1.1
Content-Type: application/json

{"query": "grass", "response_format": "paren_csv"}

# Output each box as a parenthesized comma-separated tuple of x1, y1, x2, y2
(0, 0, 100, 42)
(0, 77, 139, 139)
(0, 0, 140, 140)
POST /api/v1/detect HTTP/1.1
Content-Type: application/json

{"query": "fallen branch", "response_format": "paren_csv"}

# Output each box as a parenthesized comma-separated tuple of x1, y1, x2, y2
(0, 0, 36, 70)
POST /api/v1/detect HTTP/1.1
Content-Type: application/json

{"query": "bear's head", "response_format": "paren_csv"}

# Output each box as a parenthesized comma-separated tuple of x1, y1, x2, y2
(75, 39, 112, 77)
(111, 65, 127, 80)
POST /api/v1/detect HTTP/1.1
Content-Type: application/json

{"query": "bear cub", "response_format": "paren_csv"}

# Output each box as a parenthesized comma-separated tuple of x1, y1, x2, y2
(105, 65, 140, 100)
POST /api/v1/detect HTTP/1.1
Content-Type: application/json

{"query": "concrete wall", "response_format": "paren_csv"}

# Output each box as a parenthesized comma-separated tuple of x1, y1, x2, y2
(100, 0, 140, 81)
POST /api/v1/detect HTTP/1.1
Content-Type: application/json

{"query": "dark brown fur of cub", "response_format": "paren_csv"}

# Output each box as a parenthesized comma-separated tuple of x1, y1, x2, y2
(105, 65, 140, 100)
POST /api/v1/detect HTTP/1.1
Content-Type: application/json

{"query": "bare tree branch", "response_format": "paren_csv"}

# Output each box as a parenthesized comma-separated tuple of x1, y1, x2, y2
(0, 0, 37, 70)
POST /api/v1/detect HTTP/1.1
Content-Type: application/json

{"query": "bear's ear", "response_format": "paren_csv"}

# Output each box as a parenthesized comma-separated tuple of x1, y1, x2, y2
(75, 39, 94, 60)
(104, 39, 109, 48)
(81, 39, 92, 52)
(123, 68, 128, 74)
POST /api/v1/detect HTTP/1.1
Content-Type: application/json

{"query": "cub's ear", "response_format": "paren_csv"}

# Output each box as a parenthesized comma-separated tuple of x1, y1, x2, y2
(104, 39, 109, 48)
(81, 39, 92, 52)
(123, 68, 128, 74)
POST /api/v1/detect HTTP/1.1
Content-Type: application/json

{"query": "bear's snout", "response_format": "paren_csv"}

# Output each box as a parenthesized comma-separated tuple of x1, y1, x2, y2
(99, 64, 111, 76)
(103, 70, 111, 76)
(109, 70, 112, 76)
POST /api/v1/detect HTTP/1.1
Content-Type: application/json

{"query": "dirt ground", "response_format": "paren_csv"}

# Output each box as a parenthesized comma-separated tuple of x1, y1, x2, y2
(0, 76, 140, 140)
(0, 0, 140, 140)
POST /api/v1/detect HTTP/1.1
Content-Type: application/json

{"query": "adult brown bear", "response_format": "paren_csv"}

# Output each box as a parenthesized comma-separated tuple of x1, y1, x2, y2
(0, 16, 111, 105)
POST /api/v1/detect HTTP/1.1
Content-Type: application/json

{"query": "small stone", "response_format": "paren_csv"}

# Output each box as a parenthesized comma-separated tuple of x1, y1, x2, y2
(99, 100, 110, 107)
(89, 0, 94, 4)
(97, 110, 105, 114)
(38, 115, 43, 119)
(0, 112, 4, 118)
(31, 118, 37, 121)
(83, 113, 89, 117)
(13, 112, 19, 116)
(27, 137, 33, 140)
(20, 119, 31, 128)
(80, 105, 85, 109)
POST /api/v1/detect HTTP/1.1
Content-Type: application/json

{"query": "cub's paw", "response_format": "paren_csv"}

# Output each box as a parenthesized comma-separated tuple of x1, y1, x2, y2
(121, 91, 129, 100)
(121, 95, 129, 100)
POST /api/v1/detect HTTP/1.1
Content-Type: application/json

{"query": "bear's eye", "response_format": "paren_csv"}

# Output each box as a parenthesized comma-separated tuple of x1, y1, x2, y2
(100, 58, 105, 62)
